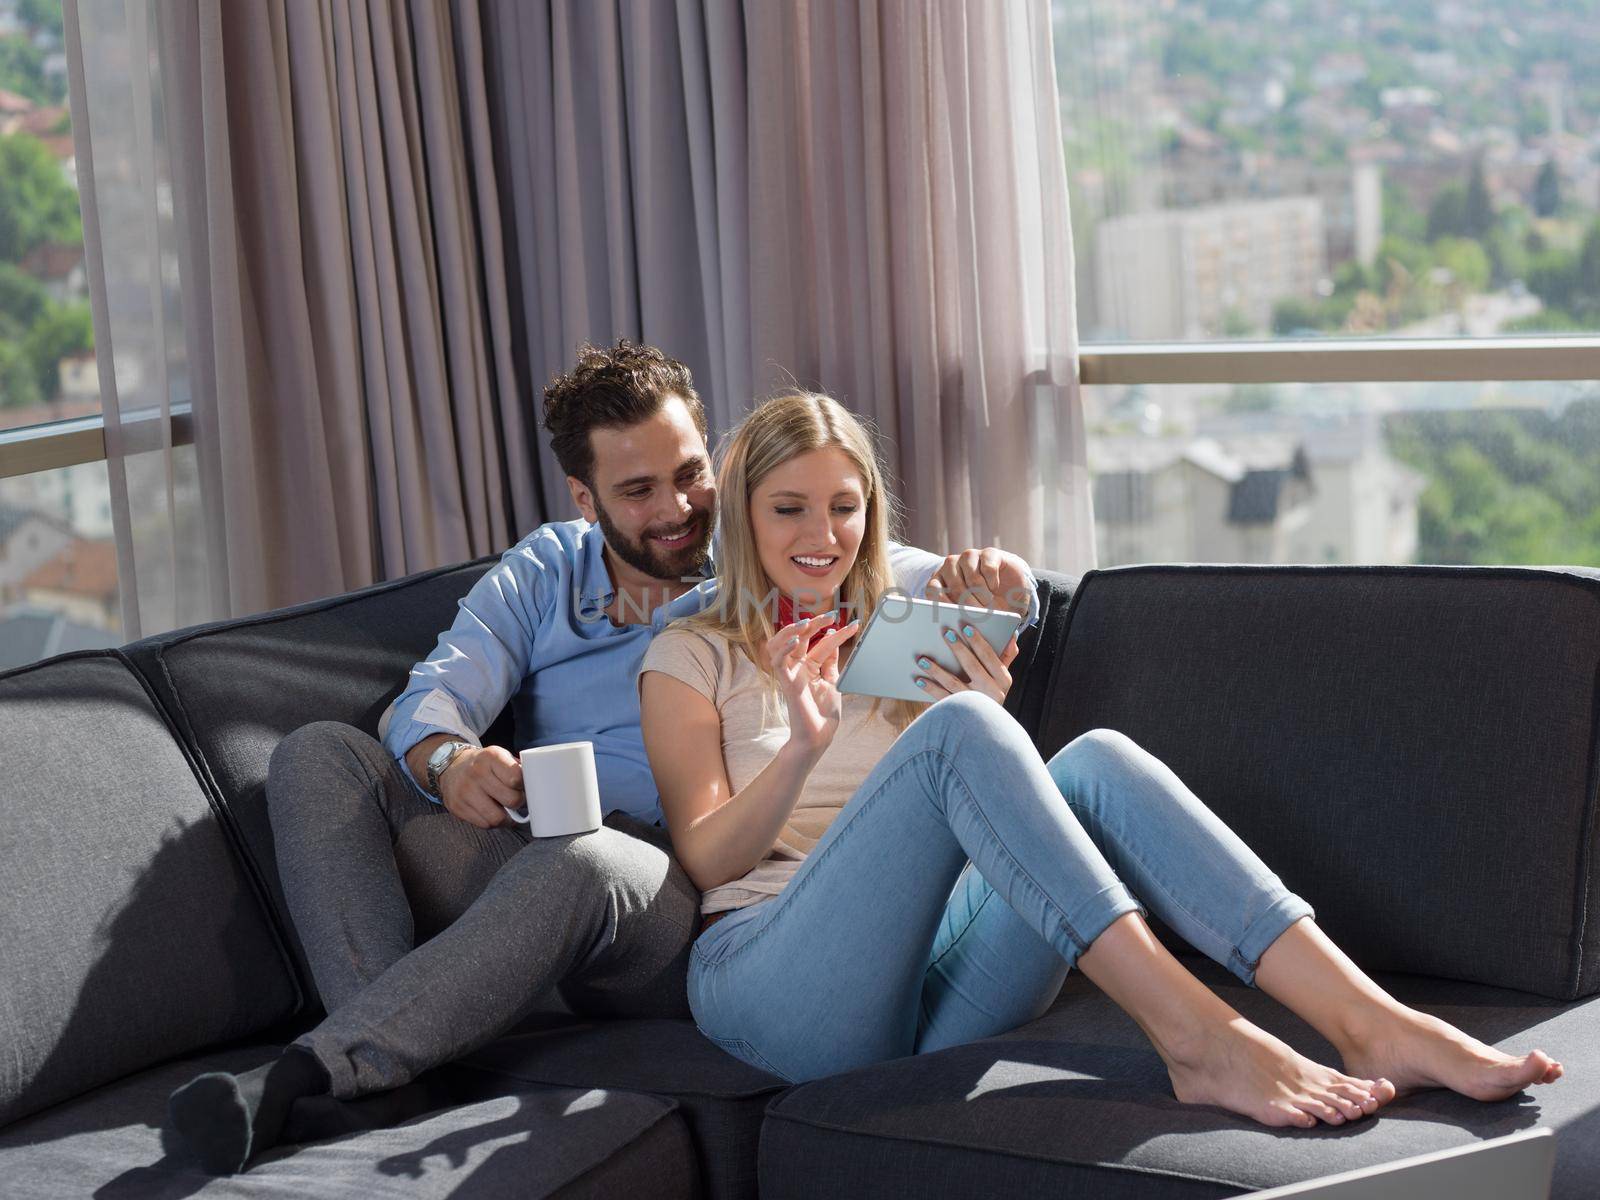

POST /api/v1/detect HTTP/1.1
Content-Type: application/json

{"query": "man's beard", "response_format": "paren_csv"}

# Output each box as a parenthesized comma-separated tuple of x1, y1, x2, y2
(593, 500, 714, 583)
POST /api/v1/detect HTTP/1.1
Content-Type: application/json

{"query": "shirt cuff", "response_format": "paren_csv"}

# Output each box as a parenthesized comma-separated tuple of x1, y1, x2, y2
(386, 692, 484, 806)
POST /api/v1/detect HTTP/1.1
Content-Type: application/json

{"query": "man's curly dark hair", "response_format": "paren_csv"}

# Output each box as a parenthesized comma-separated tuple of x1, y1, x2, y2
(541, 340, 706, 485)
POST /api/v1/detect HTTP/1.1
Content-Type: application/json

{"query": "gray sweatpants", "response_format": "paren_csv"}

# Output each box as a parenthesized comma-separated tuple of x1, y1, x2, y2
(265, 721, 699, 1099)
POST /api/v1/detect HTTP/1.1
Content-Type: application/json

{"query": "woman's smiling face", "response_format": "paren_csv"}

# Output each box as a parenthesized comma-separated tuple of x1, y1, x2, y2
(750, 446, 867, 610)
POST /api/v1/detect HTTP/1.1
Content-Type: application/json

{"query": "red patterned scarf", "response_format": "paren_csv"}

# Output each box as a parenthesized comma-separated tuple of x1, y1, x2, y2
(775, 595, 849, 649)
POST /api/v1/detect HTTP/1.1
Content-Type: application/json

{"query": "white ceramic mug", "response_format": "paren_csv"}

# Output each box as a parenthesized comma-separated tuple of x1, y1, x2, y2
(507, 741, 603, 837)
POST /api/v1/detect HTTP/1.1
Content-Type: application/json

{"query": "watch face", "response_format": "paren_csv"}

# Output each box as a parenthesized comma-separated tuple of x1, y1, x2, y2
(428, 741, 464, 794)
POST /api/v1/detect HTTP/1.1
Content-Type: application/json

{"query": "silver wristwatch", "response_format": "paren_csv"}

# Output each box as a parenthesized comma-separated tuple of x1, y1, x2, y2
(425, 739, 474, 798)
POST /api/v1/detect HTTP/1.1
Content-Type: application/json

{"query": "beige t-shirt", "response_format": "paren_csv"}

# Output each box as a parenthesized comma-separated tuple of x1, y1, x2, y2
(639, 624, 902, 913)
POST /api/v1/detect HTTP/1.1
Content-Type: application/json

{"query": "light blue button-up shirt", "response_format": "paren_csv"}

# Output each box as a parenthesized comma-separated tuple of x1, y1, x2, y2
(381, 518, 1035, 823)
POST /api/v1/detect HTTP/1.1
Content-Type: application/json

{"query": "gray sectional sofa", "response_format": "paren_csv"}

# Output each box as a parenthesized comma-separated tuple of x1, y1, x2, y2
(2, 556, 1598, 1198)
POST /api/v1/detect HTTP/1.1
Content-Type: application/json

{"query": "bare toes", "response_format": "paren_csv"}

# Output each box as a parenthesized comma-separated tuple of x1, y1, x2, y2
(1330, 1082, 1375, 1116)
(1325, 1090, 1364, 1120)
(1273, 1101, 1316, 1128)
(1519, 1053, 1562, 1089)
(1300, 1097, 1345, 1125)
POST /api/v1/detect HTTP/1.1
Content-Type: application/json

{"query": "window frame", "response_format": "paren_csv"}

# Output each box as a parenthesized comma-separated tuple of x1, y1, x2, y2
(2, 336, 1596, 481)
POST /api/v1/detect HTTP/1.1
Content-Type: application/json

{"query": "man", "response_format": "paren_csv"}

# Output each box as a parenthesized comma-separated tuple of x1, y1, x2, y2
(167, 340, 1037, 1174)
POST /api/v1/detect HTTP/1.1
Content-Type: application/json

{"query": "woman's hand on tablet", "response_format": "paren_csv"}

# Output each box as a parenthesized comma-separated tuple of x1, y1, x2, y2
(913, 626, 1020, 704)
(765, 612, 862, 756)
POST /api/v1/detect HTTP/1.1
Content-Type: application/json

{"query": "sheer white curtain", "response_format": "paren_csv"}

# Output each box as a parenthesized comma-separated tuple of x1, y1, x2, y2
(64, 0, 539, 640)
(743, 0, 1093, 569)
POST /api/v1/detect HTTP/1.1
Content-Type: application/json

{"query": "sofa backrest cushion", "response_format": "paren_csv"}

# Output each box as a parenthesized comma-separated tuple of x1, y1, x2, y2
(1003, 570, 1081, 739)
(0, 652, 298, 1128)
(1037, 564, 1600, 1001)
(122, 556, 502, 1008)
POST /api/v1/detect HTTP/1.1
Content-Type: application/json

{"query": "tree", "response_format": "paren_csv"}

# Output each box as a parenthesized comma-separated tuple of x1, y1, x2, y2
(0, 35, 50, 105)
(1382, 181, 1426, 242)
(1271, 297, 1325, 336)
(0, 262, 48, 335)
(22, 300, 91, 401)
(1485, 226, 1528, 287)
(1464, 158, 1494, 239)
(1386, 401, 1600, 567)
(1527, 249, 1578, 312)
(1375, 235, 1431, 292)
(1534, 160, 1561, 218)
(1433, 238, 1490, 294)
(18, 0, 65, 41)
(1426, 184, 1469, 242)
(1332, 260, 1373, 295)
(0, 134, 82, 264)
(1220, 306, 1255, 337)
(0, 338, 43, 409)
(1578, 221, 1600, 307)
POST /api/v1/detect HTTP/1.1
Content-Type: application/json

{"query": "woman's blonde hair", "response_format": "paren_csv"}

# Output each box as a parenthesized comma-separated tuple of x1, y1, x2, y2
(685, 392, 922, 731)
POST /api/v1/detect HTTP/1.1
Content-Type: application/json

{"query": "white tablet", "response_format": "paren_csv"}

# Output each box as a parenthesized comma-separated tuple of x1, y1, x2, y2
(837, 594, 1024, 703)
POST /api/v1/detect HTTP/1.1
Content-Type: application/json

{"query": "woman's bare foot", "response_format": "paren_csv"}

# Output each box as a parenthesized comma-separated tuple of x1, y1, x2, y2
(1340, 1007, 1564, 1102)
(1162, 1015, 1395, 1128)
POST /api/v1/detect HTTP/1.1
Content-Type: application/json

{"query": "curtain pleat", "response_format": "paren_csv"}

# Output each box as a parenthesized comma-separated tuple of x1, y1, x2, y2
(66, 0, 540, 635)
(480, 0, 750, 520)
(740, 0, 1093, 568)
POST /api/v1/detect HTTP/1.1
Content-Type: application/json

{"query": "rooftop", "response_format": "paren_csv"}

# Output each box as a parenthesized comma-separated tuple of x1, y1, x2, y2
(21, 539, 119, 602)
(0, 607, 118, 671)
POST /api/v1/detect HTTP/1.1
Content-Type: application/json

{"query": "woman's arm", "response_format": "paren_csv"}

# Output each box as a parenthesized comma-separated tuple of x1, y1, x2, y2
(641, 612, 860, 893)
(640, 672, 824, 892)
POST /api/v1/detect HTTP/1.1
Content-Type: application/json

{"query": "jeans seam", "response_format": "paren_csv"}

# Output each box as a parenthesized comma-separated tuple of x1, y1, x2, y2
(1062, 793, 1240, 958)
(699, 1030, 793, 1082)
(926, 877, 1000, 974)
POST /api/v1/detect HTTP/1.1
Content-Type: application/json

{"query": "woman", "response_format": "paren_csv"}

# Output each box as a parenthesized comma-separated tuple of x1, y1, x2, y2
(638, 392, 1564, 1129)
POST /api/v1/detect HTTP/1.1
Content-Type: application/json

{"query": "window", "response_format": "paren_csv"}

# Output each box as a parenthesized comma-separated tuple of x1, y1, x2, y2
(1054, 0, 1600, 341)
(1083, 379, 1600, 568)
(0, 0, 92, 435)
(0, 460, 119, 670)
(1055, 0, 1600, 570)
(0, 0, 113, 670)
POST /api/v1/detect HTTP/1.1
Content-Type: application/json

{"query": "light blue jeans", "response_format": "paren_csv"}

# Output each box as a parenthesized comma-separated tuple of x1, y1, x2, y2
(689, 692, 1314, 1082)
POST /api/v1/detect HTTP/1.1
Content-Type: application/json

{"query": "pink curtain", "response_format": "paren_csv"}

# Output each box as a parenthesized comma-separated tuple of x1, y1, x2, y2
(743, 0, 1094, 568)
(65, 0, 540, 637)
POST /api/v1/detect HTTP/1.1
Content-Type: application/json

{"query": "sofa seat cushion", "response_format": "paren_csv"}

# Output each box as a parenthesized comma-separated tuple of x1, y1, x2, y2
(0, 653, 297, 1129)
(444, 1017, 787, 1200)
(1036, 564, 1600, 1000)
(0, 1044, 698, 1199)
(760, 960, 1599, 1199)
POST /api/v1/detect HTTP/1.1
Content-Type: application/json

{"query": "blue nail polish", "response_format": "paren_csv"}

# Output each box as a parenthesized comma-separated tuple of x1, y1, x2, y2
(962, 625, 975, 638)
(944, 629, 957, 643)
(915, 677, 927, 688)
(918, 657, 932, 670)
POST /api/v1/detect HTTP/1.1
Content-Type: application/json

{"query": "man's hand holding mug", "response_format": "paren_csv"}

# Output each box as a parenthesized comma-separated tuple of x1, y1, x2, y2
(437, 745, 524, 829)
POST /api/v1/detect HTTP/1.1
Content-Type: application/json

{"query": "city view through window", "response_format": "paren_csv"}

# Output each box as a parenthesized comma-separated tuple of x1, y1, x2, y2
(1055, 0, 1600, 570)
(0, 0, 116, 670)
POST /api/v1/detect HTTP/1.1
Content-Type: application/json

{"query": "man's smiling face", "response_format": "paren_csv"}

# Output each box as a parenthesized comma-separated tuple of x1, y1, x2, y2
(570, 395, 717, 582)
